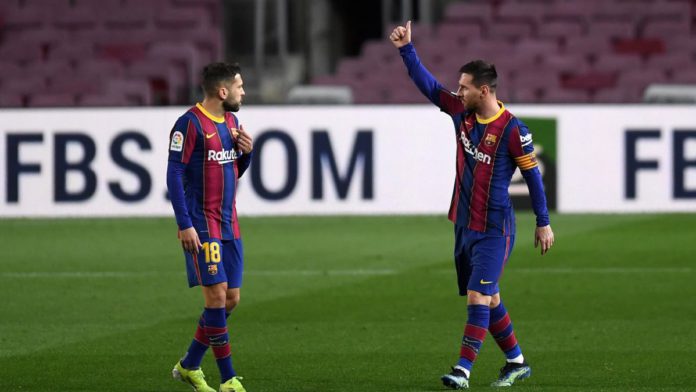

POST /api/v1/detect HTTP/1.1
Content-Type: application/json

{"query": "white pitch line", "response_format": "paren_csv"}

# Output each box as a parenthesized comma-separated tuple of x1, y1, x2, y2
(1, 267, 690, 279)
(433, 267, 692, 274)
(512, 267, 692, 274)
(0, 269, 398, 279)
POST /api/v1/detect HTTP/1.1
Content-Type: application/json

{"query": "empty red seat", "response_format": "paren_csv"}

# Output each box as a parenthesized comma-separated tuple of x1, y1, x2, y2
(593, 54, 644, 72)
(486, 19, 533, 40)
(671, 69, 696, 83)
(543, 1, 593, 24)
(646, 52, 692, 73)
(105, 78, 153, 106)
(445, 2, 493, 23)
(76, 59, 126, 78)
(48, 74, 103, 95)
(509, 87, 540, 103)
(618, 68, 668, 89)
(540, 88, 590, 103)
(497, 1, 546, 24)
(80, 92, 130, 107)
(49, 42, 96, 62)
(537, 20, 584, 41)
(3, 5, 50, 30)
(613, 38, 665, 56)
(1, 76, 47, 94)
(29, 93, 77, 107)
(53, 7, 98, 31)
(563, 72, 618, 90)
(0, 42, 43, 63)
(539, 53, 591, 73)
(593, 87, 635, 103)
(589, 20, 636, 39)
(24, 59, 74, 79)
(0, 93, 24, 107)
(436, 22, 482, 44)
(642, 20, 691, 39)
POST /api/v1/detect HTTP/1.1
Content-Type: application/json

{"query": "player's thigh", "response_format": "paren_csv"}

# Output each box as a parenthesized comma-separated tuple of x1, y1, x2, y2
(184, 237, 228, 288)
(454, 226, 473, 296)
(467, 235, 513, 296)
(221, 238, 244, 289)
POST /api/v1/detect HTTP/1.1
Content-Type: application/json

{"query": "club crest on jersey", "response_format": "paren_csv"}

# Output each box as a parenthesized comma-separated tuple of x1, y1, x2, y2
(170, 131, 184, 151)
(208, 264, 218, 275)
(460, 132, 492, 165)
(207, 149, 239, 165)
(484, 133, 497, 146)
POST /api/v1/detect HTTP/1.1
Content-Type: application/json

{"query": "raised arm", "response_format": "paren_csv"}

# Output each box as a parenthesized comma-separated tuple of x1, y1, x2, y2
(390, 21, 464, 115)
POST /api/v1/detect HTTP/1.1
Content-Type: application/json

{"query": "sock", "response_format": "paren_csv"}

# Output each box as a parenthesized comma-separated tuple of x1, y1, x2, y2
(489, 302, 523, 362)
(457, 304, 490, 373)
(180, 314, 209, 369)
(204, 307, 236, 382)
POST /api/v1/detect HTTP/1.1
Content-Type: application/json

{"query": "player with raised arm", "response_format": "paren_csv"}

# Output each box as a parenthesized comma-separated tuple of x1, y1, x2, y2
(390, 22, 555, 389)
(167, 62, 253, 392)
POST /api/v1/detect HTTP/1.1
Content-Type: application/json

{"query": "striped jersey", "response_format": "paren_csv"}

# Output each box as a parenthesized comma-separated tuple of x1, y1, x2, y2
(167, 103, 252, 240)
(399, 43, 549, 236)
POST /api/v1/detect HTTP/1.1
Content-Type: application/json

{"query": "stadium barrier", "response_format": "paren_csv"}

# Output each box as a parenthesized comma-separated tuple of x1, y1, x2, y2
(0, 105, 694, 217)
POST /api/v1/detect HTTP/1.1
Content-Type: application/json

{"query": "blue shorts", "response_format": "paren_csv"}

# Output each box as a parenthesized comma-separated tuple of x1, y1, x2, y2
(184, 237, 244, 288)
(454, 225, 514, 296)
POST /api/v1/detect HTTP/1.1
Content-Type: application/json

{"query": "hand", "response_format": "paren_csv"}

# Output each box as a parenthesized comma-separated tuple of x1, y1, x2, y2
(389, 20, 412, 48)
(179, 227, 202, 254)
(236, 124, 253, 154)
(535, 225, 555, 255)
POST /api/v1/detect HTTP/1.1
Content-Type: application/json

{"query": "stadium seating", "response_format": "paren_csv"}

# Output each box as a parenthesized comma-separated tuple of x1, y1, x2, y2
(312, 0, 696, 104)
(0, 0, 221, 107)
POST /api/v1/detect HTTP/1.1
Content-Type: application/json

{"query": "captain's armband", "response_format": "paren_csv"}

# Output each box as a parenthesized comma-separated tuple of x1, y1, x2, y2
(514, 152, 538, 171)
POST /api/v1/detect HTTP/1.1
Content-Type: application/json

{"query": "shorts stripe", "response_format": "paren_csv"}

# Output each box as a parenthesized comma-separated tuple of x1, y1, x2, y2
(191, 252, 203, 285)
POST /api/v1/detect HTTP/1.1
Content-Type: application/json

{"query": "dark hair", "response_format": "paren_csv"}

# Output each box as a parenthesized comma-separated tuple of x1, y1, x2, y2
(201, 62, 242, 96)
(459, 60, 498, 90)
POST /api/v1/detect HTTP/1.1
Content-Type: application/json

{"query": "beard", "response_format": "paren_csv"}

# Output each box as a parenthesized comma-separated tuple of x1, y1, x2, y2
(463, 99, 479, 112)
(223, 100, 240, 112)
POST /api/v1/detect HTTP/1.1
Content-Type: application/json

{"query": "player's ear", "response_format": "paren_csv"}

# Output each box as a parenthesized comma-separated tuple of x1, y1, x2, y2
(480, 84, 489, 97)
(218, 85, 228, 100)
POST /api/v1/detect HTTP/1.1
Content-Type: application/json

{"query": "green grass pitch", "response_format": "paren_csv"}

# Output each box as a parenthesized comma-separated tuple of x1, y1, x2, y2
(1, 213, 695, 391)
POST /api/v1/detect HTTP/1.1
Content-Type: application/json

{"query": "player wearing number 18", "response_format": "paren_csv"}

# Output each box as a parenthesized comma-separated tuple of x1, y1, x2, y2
(166, 62, 254, 392)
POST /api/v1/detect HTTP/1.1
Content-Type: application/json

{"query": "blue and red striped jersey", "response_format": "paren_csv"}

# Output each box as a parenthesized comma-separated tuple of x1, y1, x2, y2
(167, 103, 252, 240)
(399, 43, 549, 235)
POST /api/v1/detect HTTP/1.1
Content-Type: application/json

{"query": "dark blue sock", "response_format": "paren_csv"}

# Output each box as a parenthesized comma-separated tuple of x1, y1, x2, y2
(181, 314, 209, 369)
(204, 307, 236, 382)
(457, 304, 490, 371)
(489, 302, 522, 360)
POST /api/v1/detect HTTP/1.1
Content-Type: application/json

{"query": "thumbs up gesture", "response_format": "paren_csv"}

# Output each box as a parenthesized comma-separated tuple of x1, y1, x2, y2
(389, 20, 412, 48)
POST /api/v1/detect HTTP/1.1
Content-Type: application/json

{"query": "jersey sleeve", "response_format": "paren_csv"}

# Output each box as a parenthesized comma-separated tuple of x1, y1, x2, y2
(166, 115, 197, 230)
(508, 121, 550, 227)
(398, 43, 465, 115)
(167, 115, 198, 164)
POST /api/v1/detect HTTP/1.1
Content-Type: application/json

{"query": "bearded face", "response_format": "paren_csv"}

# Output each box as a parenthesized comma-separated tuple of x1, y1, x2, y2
(221, 74, 244, 112)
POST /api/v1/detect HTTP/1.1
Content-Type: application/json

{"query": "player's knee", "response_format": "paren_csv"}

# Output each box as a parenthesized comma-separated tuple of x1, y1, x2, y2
(203, 284, 227, 307)
(489, 293, 501, 308)
(225, 291, 240, 312)
(467, 290, 492, 306)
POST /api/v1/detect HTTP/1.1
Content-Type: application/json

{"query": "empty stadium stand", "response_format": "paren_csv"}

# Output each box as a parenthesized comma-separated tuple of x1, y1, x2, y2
(312, 0, 696, 104)
(0, 0, 221, 107)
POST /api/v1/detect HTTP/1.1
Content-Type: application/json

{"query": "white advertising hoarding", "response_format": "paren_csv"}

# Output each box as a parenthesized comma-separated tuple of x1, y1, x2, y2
(516, 105, 696, 212)
(1, 105, 695, 217)
(0, 106, 455, 217)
